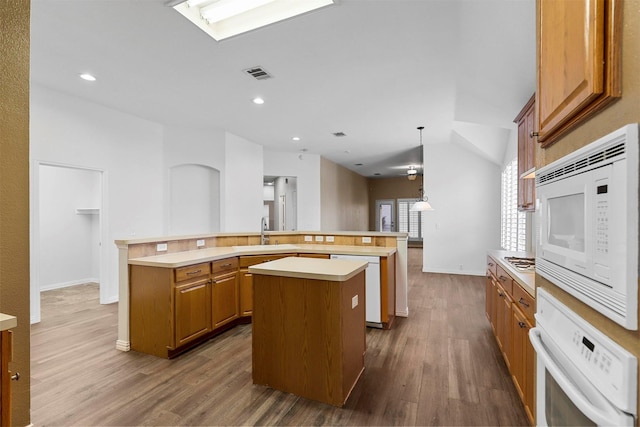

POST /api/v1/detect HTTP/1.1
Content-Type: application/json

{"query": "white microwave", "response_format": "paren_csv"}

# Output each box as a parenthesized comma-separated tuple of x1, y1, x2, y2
(536, 124, 639, 330)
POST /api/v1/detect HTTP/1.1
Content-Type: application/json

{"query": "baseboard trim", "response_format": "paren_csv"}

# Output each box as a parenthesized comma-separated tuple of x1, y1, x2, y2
(40, 278, 99, 292)
(422, 268, 485, 276)
(116, 340, 130, 352)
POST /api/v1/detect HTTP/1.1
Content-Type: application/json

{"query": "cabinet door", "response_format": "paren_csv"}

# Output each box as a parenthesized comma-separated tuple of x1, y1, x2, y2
(175, 278, 212, 347)
(485, 273, 495, 329)
(511, 305, 534, 424)
(239, 269, 253, 316)
(1, 330, 12, 427)
(212, 271, 239, 328)
(537, 0, 621, 146)
(500, 290, 513, 370)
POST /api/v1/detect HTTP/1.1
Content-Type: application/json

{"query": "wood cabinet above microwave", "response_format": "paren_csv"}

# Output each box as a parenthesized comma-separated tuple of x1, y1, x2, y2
(536, 0, 621, 147)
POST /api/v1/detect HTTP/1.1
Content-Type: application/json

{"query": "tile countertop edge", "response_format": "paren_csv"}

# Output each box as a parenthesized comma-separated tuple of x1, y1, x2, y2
(0, 313, 17, 331)
(248, 257, 369, 282)
(488, 249, 536, 297)
(128, 244, 397, 268)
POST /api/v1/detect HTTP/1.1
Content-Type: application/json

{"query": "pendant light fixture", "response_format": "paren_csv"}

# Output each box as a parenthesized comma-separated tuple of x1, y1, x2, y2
(410, 126, 434, 211)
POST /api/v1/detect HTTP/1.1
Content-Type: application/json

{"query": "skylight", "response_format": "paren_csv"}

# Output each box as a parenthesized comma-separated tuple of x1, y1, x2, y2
(173, 0, 335, 41)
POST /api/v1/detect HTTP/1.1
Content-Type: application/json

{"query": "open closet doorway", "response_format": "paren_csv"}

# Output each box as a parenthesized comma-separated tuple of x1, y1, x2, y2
(31, 162, 106, 324)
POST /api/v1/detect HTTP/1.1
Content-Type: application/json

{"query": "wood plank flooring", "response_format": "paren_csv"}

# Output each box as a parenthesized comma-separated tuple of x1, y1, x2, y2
(31, 250, 529, 426)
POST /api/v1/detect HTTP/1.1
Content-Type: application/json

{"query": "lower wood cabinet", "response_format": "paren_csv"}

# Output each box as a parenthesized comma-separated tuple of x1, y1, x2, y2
(212, 271, 239, 328)
(238, 254, 295, 317)
(175, 277, 212, 347)
(1, 329, 13, 426)
(485, 256, 535, 425)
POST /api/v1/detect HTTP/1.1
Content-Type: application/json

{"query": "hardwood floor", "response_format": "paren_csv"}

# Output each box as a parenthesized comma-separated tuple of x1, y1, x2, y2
(31, 250, 529, 426)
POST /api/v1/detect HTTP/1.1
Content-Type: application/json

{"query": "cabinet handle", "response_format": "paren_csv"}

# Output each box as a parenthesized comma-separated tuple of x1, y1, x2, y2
(518, 297, 530, 308)
(221, 263, 232, 268)
(11, 372, 20, 381)
(488, 262, 494, 267)
(499, 276, 508, 282)
(186, 270, 202, 275)
(498, 291, 504, 297)
(518, 321, 526, 328)
(529, 131, 539, 138)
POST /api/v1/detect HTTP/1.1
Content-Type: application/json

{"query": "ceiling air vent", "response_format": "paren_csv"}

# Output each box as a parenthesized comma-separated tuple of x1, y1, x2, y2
(333, 132, 346, 137)
(243, 66, 272, 80)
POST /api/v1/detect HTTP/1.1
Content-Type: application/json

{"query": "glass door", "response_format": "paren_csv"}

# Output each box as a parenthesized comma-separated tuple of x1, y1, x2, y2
(375, 200, 395, 232)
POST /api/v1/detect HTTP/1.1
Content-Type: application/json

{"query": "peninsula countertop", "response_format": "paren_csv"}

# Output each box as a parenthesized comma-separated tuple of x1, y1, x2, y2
(248, 256, 368, 282)
(128, 244, 397, 268)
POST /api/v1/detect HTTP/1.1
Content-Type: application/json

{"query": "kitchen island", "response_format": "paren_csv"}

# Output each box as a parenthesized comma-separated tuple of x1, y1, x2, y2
(250, 257, 367, 407)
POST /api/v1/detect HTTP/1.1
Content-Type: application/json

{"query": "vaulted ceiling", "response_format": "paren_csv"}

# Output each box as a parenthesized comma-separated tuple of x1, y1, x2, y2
(30, 0, 536, 177)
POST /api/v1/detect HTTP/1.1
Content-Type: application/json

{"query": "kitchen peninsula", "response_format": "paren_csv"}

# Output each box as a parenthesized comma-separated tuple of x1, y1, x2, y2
(250, 257, 367, 406)
(116, 231, 407, 357)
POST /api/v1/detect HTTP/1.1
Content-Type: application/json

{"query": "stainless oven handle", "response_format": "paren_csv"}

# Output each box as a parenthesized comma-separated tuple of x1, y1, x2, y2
(529, 328, 626, 426)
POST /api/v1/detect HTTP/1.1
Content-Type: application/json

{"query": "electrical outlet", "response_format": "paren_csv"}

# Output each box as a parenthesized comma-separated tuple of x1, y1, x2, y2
(156, 243, 168, 252)
(315, 235, 324, 242)
(352, 295, 358, 309)
(326, 235, 335, 242)
(361, 236, 372, 244)
(196, 239, 205, 247)
(304, 235, 313, 242)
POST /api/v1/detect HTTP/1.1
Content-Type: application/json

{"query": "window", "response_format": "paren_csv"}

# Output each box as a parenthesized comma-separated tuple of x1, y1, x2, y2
(501, 158, 526, 251)
(398, 199, 423, 241)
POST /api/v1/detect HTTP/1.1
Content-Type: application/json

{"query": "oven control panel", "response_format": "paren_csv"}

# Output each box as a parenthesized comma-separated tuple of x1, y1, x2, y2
(537, 289, 637, 413)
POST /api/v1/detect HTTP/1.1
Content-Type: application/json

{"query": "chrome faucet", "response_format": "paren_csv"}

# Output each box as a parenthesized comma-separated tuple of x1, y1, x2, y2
(261, 217, 269, 245)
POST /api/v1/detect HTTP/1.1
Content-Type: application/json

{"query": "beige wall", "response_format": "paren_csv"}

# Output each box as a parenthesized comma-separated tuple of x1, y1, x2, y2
(535, 0, 640, 422)
(0, 1, 31, 425)
(367, 177, 423, 231)
(320, 157, 369, 231)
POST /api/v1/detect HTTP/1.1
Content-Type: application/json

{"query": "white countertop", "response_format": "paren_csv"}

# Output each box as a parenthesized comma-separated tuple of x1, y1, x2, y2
(488, 249, 535, 297)
(0, 313, 17, 331)
(129, 244, 397, 268)
(248, 256, 368, 282)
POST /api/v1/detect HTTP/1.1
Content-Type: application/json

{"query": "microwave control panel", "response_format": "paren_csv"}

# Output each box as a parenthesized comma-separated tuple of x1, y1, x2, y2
(595, 181, 609, 257)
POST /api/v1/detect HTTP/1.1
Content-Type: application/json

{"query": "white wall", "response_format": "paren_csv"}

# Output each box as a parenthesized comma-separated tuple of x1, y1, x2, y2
(168, 164, 220, 235)
(224, 132, 264, 232)
(422, 142, 502, 275)
(263, 150, 321, 231)
(38, 165, 100, 290)
(30, 84, 165, 321)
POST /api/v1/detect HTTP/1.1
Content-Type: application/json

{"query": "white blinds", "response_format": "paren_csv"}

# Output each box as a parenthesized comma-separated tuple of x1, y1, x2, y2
(501, 158, 526, 251)
(398, 199, 422, 240)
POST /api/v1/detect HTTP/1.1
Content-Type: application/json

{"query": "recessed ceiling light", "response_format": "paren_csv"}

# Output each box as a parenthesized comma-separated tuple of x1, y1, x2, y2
(292, 137, 300, 142)
(79, 73, 96, 82)
(354, 163, 363, 166)
(252, 97, 265, 105)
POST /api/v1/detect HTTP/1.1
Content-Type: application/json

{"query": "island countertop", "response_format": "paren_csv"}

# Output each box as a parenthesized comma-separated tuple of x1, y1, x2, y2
(248, 256, 368, 282)
(128, 244, 396, 268)
(0, 313, 17, 331)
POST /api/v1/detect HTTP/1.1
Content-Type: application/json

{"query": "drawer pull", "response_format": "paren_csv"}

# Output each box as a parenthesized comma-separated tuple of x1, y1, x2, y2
(518, 321, 527, 328)
(221, 263, 232, 268)
(11, 372, 20, 381)
(498, 291, 504, 297)
(186, 269, 202, 275)
(518, 297, 530, 308)
(499, 276, 508, 282)
(488, 262, 494, 267)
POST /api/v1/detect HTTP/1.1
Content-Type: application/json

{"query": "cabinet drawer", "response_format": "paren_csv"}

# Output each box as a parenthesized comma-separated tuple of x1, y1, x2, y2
(175, 262, 210, 282)
(496, 265, 513, 295)
(239, 254, 295, 268)
(487, 256, 497, 277)
(512, 283, 535, 323)
(212, 257, 238, 275)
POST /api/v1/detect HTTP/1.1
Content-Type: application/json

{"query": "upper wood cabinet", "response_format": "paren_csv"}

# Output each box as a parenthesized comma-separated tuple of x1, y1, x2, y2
(536, 0, 621, 147)
(515, 95, 536, 211)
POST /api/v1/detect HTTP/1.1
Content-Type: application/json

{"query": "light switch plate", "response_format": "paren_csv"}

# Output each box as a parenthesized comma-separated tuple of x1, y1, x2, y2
(304, 235, 313, 242)
(315, 235, 324, 242)
(326, 236, 335, 242)
(352, 295, 358, 309)
(361, 236, 372, 244)
(157, 243, 168, 252)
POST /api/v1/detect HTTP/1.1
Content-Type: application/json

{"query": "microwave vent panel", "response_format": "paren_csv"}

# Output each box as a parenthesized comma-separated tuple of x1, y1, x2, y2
(537, 135, 627, 186)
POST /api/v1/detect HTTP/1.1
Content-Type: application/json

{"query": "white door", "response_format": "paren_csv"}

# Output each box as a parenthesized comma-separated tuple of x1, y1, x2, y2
(375, 199, 395, 232)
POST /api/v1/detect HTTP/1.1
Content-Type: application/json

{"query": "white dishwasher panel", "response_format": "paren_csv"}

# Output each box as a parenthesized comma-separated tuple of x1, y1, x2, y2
(330, 254, 381, 327)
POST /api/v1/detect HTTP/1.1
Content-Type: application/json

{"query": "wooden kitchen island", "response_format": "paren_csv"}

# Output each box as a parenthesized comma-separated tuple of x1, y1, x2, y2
(249, 256, 367, 407)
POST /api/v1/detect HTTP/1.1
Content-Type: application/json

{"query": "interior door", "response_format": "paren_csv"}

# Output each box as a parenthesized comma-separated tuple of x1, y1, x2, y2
(375, 200, 395, 232)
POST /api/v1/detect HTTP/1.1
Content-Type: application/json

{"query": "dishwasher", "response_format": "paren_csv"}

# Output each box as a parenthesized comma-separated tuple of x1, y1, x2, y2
(330, 254, 381, 328)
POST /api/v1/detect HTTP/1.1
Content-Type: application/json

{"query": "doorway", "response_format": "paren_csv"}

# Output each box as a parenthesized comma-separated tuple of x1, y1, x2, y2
(375, 199, 396, 232)
(263, 176, 297, 231)
(31, 162, 106, 324)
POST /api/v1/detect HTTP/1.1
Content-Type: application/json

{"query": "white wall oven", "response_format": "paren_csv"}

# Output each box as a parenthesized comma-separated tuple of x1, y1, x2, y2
(530, 289, 637, 426)
(535, 124, 639, 330)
